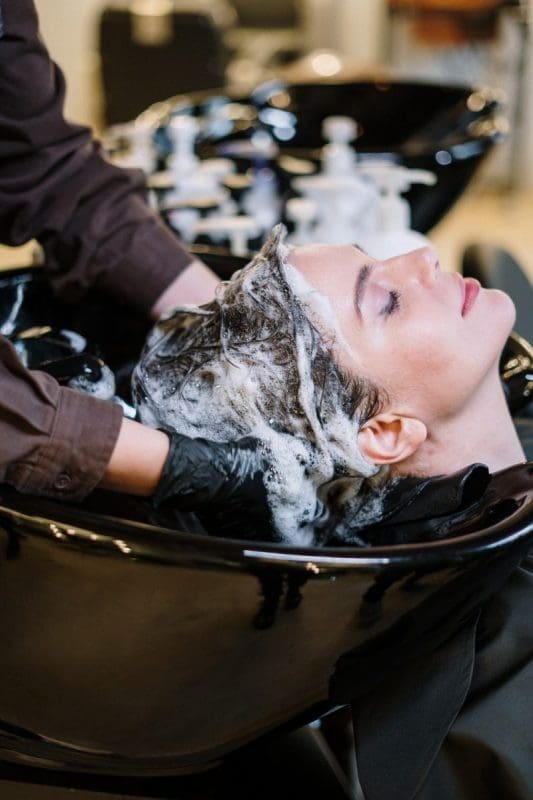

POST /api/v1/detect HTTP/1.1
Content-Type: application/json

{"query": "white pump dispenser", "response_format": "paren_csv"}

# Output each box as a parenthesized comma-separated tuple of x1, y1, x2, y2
(356, 163, 437, 259)
(168, 114, 199, 185)
(290, 114, 377, 245)
(192, 216, 259, 257)
(286, 197, 317, 245)
(321, 115, 358, 177)
(166, 115, 233, 206)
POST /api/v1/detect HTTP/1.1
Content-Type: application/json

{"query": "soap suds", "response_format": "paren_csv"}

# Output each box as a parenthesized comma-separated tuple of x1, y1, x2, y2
(133, 224, 386, 543)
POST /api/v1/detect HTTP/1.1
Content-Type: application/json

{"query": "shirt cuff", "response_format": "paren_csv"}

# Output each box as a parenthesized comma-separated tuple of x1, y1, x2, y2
(8, 387, 124, 501)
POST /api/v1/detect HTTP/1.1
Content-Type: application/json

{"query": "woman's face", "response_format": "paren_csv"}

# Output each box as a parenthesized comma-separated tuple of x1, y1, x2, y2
(287, 243, 515, 425)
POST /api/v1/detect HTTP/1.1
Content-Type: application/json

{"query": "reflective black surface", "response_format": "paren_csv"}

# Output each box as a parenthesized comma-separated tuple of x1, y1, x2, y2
(0, 264, 531, 777)
(0, 724, 353, 799)
(0, 465, 531, 776)
(501, 332, 533, 416)
(146, 78, 505, 232)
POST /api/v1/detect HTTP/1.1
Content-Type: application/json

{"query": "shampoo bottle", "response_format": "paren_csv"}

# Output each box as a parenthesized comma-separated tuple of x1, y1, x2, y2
(356, 163, 436, 258)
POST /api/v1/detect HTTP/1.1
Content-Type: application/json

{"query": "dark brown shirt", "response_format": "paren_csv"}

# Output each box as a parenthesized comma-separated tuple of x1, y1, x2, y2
(0, 0, 193, 499)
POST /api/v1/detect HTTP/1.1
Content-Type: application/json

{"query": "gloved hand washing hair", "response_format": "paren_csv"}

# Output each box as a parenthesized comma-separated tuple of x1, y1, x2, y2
(134, 225, 508, 545)
(154, 432, 273, 541)
(133, 225, 388, 545)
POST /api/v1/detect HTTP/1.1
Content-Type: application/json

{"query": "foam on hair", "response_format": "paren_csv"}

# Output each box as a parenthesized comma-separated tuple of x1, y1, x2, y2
(133, 225, 387, 544)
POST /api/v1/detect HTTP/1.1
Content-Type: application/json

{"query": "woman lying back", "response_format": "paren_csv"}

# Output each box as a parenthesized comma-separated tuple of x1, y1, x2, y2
(133, 225, 525, 544)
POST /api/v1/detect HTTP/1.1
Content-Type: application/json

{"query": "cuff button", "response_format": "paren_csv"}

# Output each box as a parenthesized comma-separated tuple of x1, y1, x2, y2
(54, 471, 72, 490)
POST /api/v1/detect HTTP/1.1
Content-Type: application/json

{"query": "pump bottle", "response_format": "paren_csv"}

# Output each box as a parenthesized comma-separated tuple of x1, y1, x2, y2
(356, 163, 436, 258)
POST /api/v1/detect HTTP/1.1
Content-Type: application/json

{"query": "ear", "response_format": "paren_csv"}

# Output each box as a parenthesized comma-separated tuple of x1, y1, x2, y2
(358, 412, 427, 465)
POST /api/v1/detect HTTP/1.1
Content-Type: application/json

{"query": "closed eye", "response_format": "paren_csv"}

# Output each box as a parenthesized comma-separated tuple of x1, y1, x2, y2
(354, 262, 374, 319)
(381, 290, 400, 316)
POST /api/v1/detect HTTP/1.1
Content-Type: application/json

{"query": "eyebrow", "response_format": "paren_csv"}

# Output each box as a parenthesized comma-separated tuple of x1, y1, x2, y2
(354, 263, 374, 319)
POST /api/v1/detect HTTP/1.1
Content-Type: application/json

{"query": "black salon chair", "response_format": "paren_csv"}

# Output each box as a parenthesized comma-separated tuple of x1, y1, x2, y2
(99, 4, 232, 125)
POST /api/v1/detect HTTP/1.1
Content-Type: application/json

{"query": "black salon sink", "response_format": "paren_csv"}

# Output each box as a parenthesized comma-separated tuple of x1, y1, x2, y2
(0, 467, 531, 777)
(145, 78, 505, 232)
(0, 261, 531, 778)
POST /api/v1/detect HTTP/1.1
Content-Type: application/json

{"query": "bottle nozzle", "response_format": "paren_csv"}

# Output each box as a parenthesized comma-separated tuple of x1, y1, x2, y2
(322, 115, 358, 144)
(359, 162, 436, 194)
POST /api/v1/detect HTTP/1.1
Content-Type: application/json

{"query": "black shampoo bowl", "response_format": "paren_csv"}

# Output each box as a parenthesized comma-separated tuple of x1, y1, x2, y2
(0, 262, 531, 778)
(0, 469, 531, 777)
(146, 77, 505, 233)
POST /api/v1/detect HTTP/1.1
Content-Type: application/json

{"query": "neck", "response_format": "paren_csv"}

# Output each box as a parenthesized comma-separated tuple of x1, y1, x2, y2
(396, 370, 525, 478)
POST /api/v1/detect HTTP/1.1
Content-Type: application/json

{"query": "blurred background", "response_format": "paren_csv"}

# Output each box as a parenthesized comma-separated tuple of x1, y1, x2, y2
(3, 0, 533, 281)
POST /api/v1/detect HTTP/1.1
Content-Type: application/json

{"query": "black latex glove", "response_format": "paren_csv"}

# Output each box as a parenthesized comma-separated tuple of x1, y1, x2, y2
(153, 433, 273, 540)
(325, 463, 491, 547)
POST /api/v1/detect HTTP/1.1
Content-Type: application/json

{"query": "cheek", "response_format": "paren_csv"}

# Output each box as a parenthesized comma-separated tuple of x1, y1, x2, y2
(372, 319, 475, 407)
(339, 296, 507, 411)
(388, 311, 506, 416)
(385, 319, 455, 377)
(341, 321, 448, 392)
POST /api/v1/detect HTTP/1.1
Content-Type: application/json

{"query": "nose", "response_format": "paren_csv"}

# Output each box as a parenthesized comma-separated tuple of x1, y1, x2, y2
(386, 246, 440, 288)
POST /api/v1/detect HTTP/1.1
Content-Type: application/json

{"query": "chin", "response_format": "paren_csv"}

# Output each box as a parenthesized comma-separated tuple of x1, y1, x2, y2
(487, 288, 516, 341)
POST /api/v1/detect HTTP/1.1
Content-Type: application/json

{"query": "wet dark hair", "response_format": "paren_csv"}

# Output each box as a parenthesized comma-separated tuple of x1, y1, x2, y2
(133, 225, 388, 543)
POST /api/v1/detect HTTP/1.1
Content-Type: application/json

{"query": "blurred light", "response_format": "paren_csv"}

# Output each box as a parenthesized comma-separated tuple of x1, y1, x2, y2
(435, 150, 452, 166)
(132, 0, 172, 17)
(467, 92, 487, 113)
(250, 130, 278, 157)
(469, 117, 507, 139)
(136, 108, 160, 129)
(131, 0, 173, 46)
(226, 58, 265, 87)
(278, 155, 316, 175)
(270, 91, 291, 109)
(492, 116, 510, 136)
(274, 126, 295, 141)
(207, 117, 233, 138)
(259, 108, 296, 128)
(310, 52, 342, 78)
(221, 103, 256, 121)
(49, 523, 65, 540)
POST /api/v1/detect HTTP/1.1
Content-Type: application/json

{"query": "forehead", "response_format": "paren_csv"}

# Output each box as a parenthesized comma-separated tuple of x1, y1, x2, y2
(288, 243, 363, 279)
(284, 251, 361, 366)
(287, 244, 365, 302)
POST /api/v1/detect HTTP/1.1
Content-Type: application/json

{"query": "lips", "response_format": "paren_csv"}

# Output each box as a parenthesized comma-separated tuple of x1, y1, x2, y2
(461, 277, 480, 316)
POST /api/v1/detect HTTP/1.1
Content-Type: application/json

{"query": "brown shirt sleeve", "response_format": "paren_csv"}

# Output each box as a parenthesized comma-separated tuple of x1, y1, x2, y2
(0, 0, 193, 315)
(0, 0, 195, 498)
(0, 337, 123, 500)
